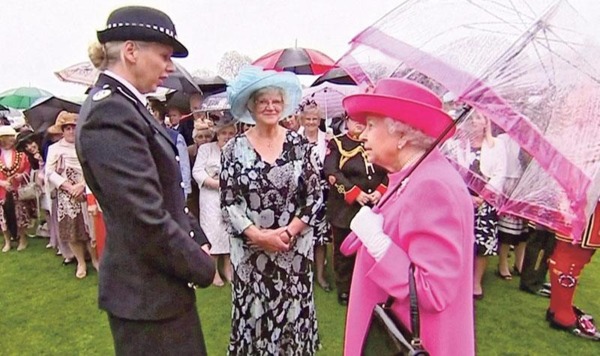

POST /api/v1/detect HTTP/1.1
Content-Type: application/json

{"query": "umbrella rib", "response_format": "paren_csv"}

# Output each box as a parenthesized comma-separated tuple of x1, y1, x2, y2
(468, 0, 536, 32)
(533, 36, 600, 84)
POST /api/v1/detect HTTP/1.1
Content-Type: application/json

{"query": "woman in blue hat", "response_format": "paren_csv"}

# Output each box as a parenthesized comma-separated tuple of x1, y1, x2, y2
(77, 6, 214, 355)
(222, 65, 323, 354)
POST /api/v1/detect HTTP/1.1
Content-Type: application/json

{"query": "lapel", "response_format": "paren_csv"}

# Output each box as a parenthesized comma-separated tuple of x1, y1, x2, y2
(94, 74, 178, 154)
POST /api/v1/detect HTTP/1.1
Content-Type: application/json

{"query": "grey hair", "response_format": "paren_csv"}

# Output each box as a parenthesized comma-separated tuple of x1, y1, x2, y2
(247, 86, 287, 113)
(300, 103, 322, 119)
(384, 117, 435, 150)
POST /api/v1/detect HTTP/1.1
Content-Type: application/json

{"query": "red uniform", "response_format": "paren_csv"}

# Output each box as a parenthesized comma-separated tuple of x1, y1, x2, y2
(547, 203, 599, 339)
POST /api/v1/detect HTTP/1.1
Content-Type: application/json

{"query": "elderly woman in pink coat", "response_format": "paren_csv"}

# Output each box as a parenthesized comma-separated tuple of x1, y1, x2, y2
(340, 78, 475, 356)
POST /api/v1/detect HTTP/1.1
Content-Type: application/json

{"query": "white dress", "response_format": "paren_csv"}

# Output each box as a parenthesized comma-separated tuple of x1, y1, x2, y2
(192, 142, 230, 254)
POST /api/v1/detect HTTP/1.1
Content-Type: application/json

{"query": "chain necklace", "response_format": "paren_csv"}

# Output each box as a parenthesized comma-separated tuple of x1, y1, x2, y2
(0, 151, 22, 177)
(403, 151, 423, 170)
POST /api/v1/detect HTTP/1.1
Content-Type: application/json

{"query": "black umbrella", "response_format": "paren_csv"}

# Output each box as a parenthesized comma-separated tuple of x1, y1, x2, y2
(161, 62, 202, 94)
(23, 96, 81, 133)
(194, 75, 227, 95)
(311, 67, 356, 86)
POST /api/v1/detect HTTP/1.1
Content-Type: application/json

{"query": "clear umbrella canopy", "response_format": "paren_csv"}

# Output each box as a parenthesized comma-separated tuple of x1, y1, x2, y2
(339, 0, 600, 239)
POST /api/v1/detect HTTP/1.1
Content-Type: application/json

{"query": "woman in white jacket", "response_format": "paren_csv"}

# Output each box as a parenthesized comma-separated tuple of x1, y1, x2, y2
(192, 116, 236, 286)
(445, 111, 507, 299)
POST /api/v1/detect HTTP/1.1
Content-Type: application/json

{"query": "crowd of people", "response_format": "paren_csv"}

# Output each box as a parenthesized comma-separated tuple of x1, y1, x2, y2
(2, 5, 599, 356)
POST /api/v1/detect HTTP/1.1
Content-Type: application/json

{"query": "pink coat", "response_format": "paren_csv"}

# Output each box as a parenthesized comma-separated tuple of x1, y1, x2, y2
(341, 149, 475, 356)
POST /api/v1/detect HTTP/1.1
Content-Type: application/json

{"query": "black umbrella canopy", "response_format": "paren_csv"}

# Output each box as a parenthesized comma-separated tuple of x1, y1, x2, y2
(23, 96, 81, 133)
(194, 75, 227, 95)
(161, 62, 203, 94)
(311, 67, 356, 86)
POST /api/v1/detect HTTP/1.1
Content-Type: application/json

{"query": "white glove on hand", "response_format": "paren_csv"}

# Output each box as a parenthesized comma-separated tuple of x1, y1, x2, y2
(349, 206, 392, 261)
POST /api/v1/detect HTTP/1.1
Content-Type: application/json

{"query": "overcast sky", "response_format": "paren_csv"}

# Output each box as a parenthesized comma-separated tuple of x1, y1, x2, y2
(1, 0, 599, 97)
(0, 0, 400, 96)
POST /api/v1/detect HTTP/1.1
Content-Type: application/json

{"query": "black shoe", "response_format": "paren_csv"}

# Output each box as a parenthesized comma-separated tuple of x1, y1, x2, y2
(547, 309, 600, 341)
(536, 286, 551, 298)
(62, 258, 75, 266)
(338, 293, 349, 306)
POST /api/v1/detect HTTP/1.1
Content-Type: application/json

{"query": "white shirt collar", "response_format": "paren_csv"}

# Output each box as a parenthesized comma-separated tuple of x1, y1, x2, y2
(103, 70, 148, 107)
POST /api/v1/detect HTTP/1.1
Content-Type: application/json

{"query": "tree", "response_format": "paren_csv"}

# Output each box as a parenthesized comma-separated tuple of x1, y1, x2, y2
(192, 68, 217, 78)
(217, 51, 253, 80)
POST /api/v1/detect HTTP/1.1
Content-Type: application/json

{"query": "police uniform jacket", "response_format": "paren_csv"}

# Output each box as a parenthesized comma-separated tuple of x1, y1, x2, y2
(323, 133, 388, 229)
(76, 73, 214, 321)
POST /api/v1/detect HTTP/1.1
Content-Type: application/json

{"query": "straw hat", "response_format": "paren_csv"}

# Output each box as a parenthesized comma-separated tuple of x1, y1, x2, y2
(343, 78, 454, 140)
(48, 111, 78, 134)
(0, 125, 17, 137)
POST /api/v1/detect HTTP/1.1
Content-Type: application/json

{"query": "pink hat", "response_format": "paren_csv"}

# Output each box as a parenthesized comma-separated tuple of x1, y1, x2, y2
(342, 78, 455, 140)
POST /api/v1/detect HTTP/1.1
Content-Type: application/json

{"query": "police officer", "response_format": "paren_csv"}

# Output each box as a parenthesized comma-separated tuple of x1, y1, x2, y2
(76, 6, 214, 355)
(323, 116, 388, 305)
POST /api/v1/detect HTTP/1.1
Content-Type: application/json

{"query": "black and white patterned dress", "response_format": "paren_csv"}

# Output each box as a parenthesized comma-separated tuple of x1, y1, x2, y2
(469, 147, 499, 256)
(220, 131, 322, 355)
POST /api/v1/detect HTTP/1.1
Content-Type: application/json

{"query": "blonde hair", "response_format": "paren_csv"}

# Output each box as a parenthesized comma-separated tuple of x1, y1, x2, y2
(88, 40, 148, 70)
(88, 41, 124, 70)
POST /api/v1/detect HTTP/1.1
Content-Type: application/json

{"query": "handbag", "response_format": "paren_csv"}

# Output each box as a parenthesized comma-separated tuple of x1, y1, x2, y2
(362, 264, 429, 356)
(17, 172, 40, 201)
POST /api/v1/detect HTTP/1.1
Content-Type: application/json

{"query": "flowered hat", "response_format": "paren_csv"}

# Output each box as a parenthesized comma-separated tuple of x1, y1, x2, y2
(227, 65, 302, 122)
(343, 78, 455, 140)
(48, 111, 78, 134)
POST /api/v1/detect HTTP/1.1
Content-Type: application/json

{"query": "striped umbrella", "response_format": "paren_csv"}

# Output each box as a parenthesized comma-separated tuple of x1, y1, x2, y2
(252, 47, 335, 75)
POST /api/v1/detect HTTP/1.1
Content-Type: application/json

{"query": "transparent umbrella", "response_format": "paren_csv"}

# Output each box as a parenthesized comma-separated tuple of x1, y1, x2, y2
(339, 0, 600, 240)
(300, 83, 358, 119)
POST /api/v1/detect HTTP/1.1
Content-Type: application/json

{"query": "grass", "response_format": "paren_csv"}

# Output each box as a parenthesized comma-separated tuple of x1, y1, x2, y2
(1, 237, 599, 355)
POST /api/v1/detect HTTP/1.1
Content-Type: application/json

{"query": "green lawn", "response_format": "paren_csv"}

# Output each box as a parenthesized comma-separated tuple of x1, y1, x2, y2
(1, 238, 599, 355)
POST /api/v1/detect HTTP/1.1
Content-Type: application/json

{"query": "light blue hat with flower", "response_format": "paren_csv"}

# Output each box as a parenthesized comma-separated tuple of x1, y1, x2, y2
(227, 65, 302, 122)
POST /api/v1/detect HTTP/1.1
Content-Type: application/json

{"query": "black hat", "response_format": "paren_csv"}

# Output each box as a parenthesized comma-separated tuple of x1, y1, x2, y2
(97, 6, 188, 58)
(16, 130, 37, 149)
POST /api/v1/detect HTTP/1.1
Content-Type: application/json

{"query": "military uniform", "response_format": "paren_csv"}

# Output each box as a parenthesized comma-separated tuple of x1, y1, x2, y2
(323, 133, 388, 300)
(77, 73, 215, 354)
(546, 203, 600, 339)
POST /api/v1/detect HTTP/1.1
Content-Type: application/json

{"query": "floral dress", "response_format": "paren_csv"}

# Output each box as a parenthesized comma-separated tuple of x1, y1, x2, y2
(468, 147, 498, 256)
(220, 131, 323, 355)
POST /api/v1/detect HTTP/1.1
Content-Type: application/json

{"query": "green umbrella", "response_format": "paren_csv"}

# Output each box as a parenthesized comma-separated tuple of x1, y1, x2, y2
(0, 86, 53, 109)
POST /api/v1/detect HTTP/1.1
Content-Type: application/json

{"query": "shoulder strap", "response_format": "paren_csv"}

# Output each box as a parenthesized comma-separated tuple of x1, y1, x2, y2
(384, 264, 423, 344)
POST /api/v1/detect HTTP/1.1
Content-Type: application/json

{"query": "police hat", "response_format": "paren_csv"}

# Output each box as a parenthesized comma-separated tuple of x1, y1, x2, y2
(97, 6, 188, 58)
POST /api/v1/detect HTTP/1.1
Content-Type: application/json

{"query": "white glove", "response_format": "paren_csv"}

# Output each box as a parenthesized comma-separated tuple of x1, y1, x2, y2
(349, 206, 392, 261)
